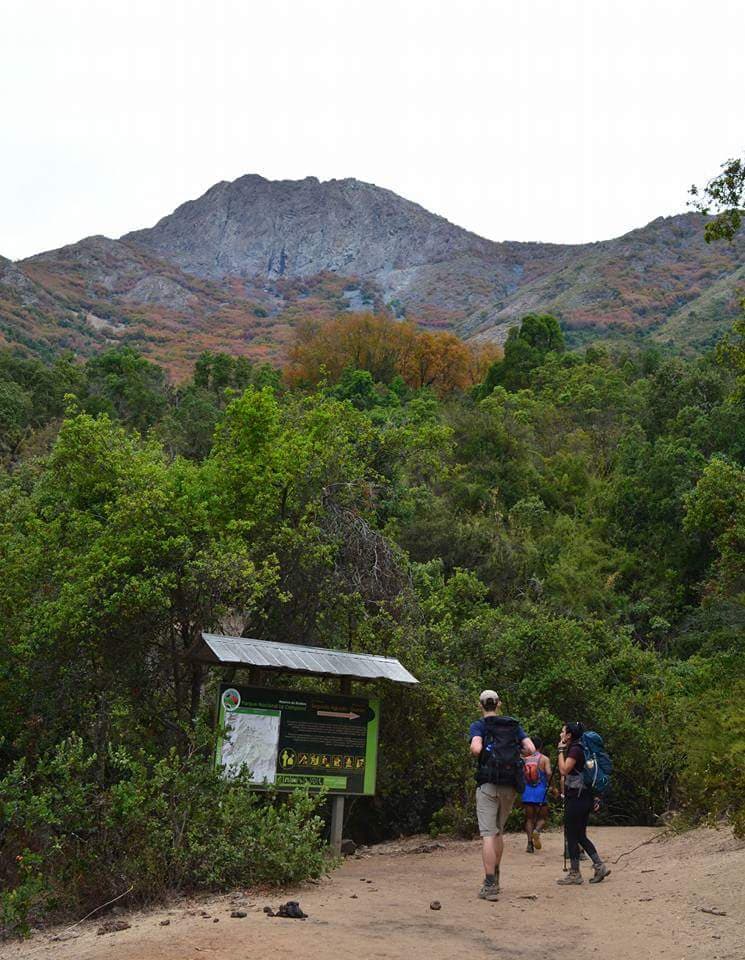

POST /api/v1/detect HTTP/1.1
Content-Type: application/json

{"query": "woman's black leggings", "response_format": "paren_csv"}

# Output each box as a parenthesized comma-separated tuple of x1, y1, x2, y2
(564, 790, 599, 865)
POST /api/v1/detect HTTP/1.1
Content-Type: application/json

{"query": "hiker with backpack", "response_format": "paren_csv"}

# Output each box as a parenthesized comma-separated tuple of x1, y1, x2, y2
(556, 722, 611, 886)
(470, 690, 535, 901)
(521, 737, 551, 853)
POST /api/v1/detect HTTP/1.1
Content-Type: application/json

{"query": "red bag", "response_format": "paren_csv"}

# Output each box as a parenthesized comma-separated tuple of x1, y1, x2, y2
(523, 753, 541, 785)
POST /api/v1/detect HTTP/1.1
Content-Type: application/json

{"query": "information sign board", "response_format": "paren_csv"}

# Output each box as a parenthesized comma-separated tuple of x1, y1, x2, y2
(215, 683, 379, 795)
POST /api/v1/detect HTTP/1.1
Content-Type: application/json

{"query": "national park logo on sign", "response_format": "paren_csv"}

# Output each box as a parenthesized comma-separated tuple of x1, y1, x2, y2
(222, 688, 241, 712)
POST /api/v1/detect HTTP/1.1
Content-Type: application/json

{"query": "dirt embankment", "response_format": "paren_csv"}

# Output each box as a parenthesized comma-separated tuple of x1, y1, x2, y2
(4, 827, 744, 960)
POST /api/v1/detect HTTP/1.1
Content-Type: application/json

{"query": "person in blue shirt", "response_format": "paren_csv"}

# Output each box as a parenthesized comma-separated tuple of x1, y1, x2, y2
(470, 690, 535, 901)
(521, 737, 552, 853)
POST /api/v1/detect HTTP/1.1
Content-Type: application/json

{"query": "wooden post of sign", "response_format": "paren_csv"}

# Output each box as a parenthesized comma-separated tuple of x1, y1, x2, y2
(329, 676, 352, 855)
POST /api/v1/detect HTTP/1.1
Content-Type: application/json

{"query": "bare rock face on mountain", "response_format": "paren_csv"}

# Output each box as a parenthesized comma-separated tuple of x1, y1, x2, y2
(123, 175, 581, 325)
(125, 176, 498, 281)
(1, 255, 38, 299)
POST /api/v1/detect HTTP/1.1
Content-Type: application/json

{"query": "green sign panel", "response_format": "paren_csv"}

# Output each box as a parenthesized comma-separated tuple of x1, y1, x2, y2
(215, 684, 379, 796)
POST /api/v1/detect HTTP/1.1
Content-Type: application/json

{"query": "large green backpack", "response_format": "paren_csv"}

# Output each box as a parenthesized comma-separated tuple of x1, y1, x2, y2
(580, 731, 612, 795)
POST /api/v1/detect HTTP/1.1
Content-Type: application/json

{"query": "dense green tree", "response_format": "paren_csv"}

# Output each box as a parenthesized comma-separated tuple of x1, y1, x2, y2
(327, 367, 397, 410)
(82, 346, 168, 431)
(194, 350, 255, 395)
(477, 313, 565, 394)
(685, 456, 745, 600)
(158, 385, 222, 459)
(0, 410, 274, 758)
(715, 301, 745, 404)
(0, 381, 32, 453)
(0, 351, 84, 455)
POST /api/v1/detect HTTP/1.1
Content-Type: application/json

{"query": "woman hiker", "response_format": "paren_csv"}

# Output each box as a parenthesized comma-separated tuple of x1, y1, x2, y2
(521, 737, 551, 853)
(556, 722, 611, 885)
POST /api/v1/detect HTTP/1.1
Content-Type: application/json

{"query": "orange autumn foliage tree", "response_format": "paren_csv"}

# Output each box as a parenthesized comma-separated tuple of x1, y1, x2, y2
(285, 314, 500, 396)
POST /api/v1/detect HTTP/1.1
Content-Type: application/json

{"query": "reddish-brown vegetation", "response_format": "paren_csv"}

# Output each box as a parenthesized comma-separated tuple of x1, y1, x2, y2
(285, 313, 500, 395)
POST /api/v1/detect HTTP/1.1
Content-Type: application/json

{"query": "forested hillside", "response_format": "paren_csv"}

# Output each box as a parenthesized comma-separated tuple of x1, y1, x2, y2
(1, 304, 744, 935)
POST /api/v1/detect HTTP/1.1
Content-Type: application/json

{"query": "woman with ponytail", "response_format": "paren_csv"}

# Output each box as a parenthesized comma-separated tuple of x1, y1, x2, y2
(556, 722, 611, 885)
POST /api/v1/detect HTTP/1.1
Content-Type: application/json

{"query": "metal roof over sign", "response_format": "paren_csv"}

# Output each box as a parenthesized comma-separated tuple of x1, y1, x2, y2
(188, 633, 419, 685)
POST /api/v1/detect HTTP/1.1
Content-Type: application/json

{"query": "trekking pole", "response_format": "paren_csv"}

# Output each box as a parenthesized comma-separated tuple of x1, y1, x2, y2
(550, 764, 568, 872)
(562, 792, 568, 872)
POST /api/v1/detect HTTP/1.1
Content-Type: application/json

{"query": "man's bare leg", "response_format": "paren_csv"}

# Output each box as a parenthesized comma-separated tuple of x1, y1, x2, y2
(478, 835, 501, 898)
(494, 832, 504, 871)
(482, 835, 497, 876)
(482, 833, 504, 881)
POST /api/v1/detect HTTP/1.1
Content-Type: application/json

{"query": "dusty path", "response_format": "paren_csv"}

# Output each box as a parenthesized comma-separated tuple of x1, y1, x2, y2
(4, 827, 744, 960)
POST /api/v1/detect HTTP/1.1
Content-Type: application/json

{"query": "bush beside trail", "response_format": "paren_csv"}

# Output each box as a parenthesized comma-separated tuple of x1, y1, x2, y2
(0, 734, 326, 938)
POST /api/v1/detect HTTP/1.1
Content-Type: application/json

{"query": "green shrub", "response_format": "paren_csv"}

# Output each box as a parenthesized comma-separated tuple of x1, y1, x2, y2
(429, 776, 479, 838)
(0, 734, 326, 938)
(676, 680, 745, 838)
(0, 853, 44, 939)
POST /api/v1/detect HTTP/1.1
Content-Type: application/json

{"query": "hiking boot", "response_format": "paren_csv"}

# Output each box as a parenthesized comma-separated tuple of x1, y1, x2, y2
(556, 869, 583, 885)
(478, 882, 499, 901)
(589, 862, 611, 884)
(526, 840, 534, 854)
(532, 830, 542, 850)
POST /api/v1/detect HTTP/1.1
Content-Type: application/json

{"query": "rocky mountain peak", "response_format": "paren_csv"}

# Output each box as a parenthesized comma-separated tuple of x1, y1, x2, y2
(122, 174, 491, 285)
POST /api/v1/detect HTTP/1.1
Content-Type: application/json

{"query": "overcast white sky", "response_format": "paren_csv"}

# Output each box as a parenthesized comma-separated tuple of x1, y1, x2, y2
(1, 0, 743, 260)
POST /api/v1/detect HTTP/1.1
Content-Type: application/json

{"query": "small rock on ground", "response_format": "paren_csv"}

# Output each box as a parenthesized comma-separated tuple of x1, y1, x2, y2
(275, 901, 307, 919)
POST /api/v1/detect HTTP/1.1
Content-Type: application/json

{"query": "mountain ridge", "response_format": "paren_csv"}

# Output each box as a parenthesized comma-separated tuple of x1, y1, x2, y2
(2, 175, 743, 374)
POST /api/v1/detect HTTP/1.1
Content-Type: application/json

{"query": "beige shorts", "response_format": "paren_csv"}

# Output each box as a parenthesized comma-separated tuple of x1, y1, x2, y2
(475, 783, 517, 837)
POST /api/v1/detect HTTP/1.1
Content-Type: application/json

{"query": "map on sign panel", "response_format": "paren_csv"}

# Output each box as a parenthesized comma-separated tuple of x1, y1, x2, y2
(221, 710, 281, 784)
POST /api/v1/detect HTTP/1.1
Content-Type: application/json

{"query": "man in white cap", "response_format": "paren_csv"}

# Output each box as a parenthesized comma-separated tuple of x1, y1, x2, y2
(470, 690, 535, 900)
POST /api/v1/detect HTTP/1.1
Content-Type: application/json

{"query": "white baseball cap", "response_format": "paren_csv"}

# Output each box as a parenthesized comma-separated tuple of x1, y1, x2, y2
(479, 689, 500, 704)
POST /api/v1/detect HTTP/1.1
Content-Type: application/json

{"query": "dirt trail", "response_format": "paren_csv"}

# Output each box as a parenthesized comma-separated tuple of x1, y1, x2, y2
(5, 827, 744, 960)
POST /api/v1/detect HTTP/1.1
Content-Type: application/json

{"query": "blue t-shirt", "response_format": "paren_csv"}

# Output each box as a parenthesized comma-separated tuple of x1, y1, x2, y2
(470, 717, 527, 742)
